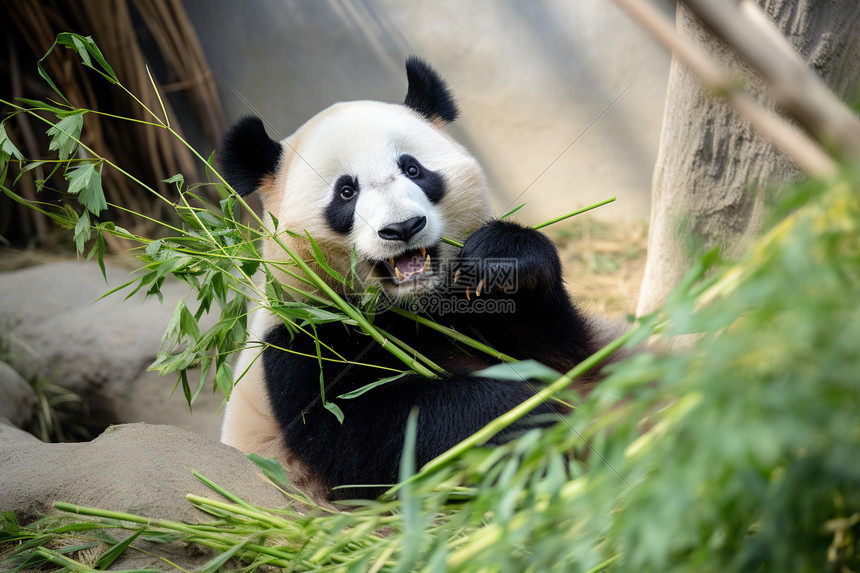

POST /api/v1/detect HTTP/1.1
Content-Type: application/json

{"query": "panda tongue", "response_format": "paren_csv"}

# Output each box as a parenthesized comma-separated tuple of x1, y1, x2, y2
(395, 251, 426, 276)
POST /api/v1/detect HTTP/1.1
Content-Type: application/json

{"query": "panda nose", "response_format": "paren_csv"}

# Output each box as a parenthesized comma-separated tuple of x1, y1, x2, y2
(378, 216, 427, 242)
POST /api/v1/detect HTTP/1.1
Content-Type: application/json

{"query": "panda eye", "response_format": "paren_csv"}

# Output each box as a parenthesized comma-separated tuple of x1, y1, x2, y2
(405, 164, 420, 178)
(339, 185, 356, 200)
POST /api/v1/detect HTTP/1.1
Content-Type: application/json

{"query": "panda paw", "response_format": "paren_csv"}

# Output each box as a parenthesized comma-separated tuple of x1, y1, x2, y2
(453, 220, 562, 298)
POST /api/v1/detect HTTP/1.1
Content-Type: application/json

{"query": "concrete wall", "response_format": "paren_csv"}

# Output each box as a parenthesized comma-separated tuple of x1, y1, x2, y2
(184, 0, 671, 224)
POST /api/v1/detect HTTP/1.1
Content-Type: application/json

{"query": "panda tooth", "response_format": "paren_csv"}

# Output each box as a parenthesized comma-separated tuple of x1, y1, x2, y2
(420, 247, 426, 258)
(388, 256, 395, 266)
(453, 268, 461, 284)
(395, 267, 405, 281)
(466, 286, 471, 301)
(425, 254, 431, 268)
(476, 279, 485, 297)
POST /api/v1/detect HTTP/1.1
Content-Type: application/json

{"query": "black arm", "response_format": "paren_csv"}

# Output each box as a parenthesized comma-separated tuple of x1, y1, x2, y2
(262, 321, 557, 500)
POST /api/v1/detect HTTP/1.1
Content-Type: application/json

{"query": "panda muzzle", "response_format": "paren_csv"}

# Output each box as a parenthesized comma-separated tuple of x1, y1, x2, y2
(377, 245, 436, 284)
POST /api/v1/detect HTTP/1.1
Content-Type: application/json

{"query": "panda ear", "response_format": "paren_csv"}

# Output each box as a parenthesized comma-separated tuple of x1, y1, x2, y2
(217, 115, 283, 196)
(403, 56, 459, 125)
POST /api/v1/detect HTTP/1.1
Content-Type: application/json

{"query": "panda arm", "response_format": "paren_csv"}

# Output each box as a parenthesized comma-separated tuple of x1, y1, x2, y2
(262, 322, 557, 499)
(448, 220, 596, 369)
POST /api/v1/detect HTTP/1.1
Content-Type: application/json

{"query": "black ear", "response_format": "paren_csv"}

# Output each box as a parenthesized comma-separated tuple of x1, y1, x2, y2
(217, 115, 283, 196)
(404, 56, 458, 124)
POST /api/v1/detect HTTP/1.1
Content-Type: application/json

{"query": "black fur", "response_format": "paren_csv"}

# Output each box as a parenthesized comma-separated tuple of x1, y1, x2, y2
(398, 154, 446, 204)
(217, 115, 282, 196)
(325, 174, 360, 234)
(404, 57, 459, 124)
(262, 220, 595, 499)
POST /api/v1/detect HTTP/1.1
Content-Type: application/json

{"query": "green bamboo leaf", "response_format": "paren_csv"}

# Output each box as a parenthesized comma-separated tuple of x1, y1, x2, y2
(15, 98, 69, 115)
(145, 239, 162, 258)
(500, 202, 527, 219)
(162, 173, 184, 191)
(74, 209, 91, 253)
(46, 112, 84, 159)
(215, 362, 234, 399)
(392, 410, 421, 573)
(271, 302, 351, 326)
(77, 165, 107, 215)
(163, 300, 201, 343)
(93, 527, 145, 569)
(0, 123, 24, 174)
(246, 454, 293, 490)
(13, 160, 50, 187)
(197, 540, 248, 573)
(0, 511, 20, 535)
(306, 230, 346, 285)
(66, 163, 95, 196)
(86, 226, 108, 282)
(337, 372, 410, 399)
(56, 33, 119, 84)
(470, 359, 562, 383)
(324, 400, 345, 423)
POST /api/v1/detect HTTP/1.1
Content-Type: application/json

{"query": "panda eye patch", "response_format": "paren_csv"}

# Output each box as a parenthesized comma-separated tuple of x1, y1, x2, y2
(398, 153, 445, 204)
(398, 154, 422, 179)
(326, 174, 359, 233)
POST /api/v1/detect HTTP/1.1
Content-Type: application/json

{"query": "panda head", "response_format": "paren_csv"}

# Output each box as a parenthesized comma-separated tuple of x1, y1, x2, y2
(217, 57, 493, 300)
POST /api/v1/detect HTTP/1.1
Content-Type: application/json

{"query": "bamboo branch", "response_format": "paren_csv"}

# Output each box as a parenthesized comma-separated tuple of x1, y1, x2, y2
(611, 0, 838, 178)
(682, 0, 860, 162)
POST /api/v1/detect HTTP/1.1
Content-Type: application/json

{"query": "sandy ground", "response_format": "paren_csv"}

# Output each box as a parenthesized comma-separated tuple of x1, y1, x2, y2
(552, 217, 648, 318)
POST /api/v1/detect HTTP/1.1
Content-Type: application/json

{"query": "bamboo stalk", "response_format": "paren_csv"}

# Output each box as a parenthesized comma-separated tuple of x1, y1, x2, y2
(388, 306, 518, 363)
(389, 326, 639, 493)
(682, 0, 860, 162)
(442, 197, 618, 248)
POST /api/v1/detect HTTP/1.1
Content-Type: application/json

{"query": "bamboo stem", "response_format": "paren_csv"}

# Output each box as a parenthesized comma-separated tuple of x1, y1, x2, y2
(388, 306, 517, 363)
(442, 197, 618, 248)
(389, 326, 639, 492)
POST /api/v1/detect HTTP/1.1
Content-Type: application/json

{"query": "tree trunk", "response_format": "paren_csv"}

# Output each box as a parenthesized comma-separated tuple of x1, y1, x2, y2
(636, 1, 860, 317)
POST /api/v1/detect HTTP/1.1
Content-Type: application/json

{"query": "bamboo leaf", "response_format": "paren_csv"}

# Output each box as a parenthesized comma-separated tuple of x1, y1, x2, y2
(337, 372, 410, 399)
(66, 163, 95, 195)
(197, 540, 248, 573)
(46, 112, 84, 159)
(74, 209, 91, 253)
(93, 527, 145, 569)
(246, 454, 293, 490)
(470, 359, 562, 383)
(55, 33, 119, 84)
(500, 202, 527, 219)
(65, 163, 107, 216)
(0, 123, 24, 174)
(324, 400, 345, 423)
(306, 230, 346, 285)
(215, 362, 234, 399)
(162, 173, 184, 191)
(15, 98, 69, 115)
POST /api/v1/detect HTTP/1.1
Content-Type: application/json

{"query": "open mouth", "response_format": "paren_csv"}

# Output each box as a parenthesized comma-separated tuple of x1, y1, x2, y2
(373, 244, 438, 286)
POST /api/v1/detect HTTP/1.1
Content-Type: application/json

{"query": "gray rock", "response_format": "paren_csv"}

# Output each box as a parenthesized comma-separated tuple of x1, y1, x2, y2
(0, 417, 41, 443)
(0, 261, 223, 437)
(0, 423, 292, 571)
(0, 362, 37, 428)
(0, 261, 187, 396)
(0, 423, 290, 524)
(106, 369, 224, 440)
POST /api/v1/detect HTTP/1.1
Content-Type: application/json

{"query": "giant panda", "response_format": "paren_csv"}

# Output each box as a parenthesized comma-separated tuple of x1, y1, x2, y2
(218, 57, 603, 502)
